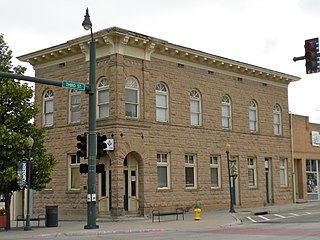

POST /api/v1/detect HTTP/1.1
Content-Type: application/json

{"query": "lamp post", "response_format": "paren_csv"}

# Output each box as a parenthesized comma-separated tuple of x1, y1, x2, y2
(82, 8, 98, 229)
(225, 144, 235, 213)
(24, 136, 34, 231)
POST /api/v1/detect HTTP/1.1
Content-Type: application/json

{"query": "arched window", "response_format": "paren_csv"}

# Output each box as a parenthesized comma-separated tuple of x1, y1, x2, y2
(221, 95, 231, 129)
(273, 104, 282, 135)
(43, 89, 54, 127)
(97, 78, 109, 119)
(249, 100, 258, 132)
(190, 89, 201, 126)
(125, 77, 139, 118)
(156, 82, 168, 122)
(69, 89, 81, 123)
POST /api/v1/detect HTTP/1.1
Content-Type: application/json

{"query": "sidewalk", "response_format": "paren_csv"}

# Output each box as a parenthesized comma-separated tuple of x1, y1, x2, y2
(1, 201, 319, 239)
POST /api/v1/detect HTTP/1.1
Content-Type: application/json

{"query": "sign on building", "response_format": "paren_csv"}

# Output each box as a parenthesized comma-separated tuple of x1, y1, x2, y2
(311, 131, 320, 147)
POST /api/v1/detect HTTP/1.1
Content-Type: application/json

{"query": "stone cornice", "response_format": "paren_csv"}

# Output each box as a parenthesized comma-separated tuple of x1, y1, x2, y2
(18, 26, 300, 84)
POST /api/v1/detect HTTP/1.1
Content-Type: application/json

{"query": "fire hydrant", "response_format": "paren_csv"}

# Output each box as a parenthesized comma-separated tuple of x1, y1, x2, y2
(194, 203, 201, 220)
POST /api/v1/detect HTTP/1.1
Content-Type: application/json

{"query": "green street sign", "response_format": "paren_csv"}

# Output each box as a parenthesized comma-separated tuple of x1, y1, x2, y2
(62, 80, 86, 91)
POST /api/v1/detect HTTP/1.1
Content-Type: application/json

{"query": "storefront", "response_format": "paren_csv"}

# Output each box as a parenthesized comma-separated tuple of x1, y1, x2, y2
(306, 159, 320, 201)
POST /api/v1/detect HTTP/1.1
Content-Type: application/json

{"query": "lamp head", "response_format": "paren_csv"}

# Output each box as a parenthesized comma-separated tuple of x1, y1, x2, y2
(27, 136, 34, 148)
(82, 8, 92, 31)
(225, 143, 231, 153)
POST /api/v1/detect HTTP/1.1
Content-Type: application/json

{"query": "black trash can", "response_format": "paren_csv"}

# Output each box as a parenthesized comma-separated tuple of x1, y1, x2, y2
(45, 205, 58, 227)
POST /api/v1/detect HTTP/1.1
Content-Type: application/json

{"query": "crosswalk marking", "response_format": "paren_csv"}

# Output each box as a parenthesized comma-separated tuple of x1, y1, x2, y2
(246, 211, 313, 223)
(289, 213, 299, 216)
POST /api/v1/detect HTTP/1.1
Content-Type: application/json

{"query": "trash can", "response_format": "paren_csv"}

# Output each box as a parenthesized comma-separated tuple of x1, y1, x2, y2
(45, 205, 58, 227)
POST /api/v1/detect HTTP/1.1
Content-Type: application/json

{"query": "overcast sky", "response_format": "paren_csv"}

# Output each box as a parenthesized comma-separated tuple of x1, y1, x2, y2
(2, 0, 320, 122)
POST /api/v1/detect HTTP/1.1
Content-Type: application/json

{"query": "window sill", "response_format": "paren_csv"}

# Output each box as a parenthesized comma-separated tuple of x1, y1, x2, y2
(66, 189, 81, 194)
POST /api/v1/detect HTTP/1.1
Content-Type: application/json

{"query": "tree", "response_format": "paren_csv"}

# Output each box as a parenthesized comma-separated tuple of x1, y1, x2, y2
(0, 34, 55, 230)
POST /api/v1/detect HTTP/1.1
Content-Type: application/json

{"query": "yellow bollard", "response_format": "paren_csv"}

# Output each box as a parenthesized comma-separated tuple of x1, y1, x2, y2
(194, 203, 201, 220)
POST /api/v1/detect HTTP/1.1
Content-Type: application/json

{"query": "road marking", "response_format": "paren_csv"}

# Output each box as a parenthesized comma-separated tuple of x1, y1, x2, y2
(246, 217, 257, 222)
(274, 214, 286, 218)
(289, 213, 299, 216)
(258, 215, 270, 220)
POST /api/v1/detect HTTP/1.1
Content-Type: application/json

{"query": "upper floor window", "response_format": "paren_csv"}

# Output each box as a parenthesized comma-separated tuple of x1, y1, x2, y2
(249, 100, 258, 132)
(210, 155, 221, 188)
(156, 82, 168, 122)
(221, 95, 231, 129)
(43, 89, 54, 127)
(157, 153, 170, 189)
(69, 89, 81, 123)
(97, 78, 109, 119)
(125, 77, 139, 118)
(273, 104, 282, 135)
(190, 89, 201, 126)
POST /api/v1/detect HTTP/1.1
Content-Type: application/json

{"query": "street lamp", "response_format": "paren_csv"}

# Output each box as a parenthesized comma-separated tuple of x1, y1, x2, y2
(24, 136, 34, 231)
(82, 8, 98, 229)
(225, 144, 235, 213)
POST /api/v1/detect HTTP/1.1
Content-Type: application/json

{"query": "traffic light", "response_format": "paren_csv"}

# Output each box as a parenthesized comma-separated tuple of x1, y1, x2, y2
(96, 164, 105, 174)
(97, 134, 107, 158)
(76, 134, 87, 158)
(305, 38, 319, 74)
(80, 163, 88, 174)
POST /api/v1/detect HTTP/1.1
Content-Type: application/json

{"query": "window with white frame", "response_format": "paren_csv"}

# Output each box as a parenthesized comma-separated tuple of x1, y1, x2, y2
(280, 159, 288, 187)
(210, 155, 221, 188)
(185, 154, 197, 188)
(69, 155, 80, 190)
(157, 153, 170, 188)
(248, 157, 257, 187)
(190, 89, 201, 126)
(249, 100, 258, 132)
(221, 95, 231, 129)
(156, 82, 168, 122)
(125, 77, 139, 118)
(97, 78, 110, 119)
(43, 89, 54, 127)
(273, 104, 282, 135)
(69, 89, 81, 123)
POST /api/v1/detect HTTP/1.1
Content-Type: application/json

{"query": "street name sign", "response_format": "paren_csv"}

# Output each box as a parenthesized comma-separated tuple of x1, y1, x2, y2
(62, 80, 86, 91)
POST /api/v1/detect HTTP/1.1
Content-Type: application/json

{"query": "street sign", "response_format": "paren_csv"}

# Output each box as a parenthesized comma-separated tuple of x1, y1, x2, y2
(62, 80, 86, 91)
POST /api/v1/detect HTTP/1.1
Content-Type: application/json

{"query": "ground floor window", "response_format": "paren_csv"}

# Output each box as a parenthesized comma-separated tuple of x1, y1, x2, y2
(185, 154, 197, 189)
(279, 159, 288, 187)
(210, 155, 221, 188)
(306, 159, 320, 201)
(157, 153, 170, 189)
(68, 154, 80, 190)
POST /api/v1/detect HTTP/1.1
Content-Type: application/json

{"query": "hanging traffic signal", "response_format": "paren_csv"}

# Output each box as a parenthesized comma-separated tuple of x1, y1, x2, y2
(76, 134, 87, 158)
(97, 134, 107, 158)
(305, 38, 319, 74)
(80, 163, 88, 174)
(96, 164, 105, 173)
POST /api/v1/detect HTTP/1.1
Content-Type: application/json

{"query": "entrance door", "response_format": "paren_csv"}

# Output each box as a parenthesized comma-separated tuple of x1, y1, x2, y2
(123, 155, 139, 212)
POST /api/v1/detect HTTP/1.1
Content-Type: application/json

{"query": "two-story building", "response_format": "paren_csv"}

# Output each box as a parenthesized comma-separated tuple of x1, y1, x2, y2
(18, 27, 300, 220)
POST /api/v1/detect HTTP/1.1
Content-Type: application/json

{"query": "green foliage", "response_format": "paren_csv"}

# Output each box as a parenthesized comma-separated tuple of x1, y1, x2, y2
(0, 33, 56, 194)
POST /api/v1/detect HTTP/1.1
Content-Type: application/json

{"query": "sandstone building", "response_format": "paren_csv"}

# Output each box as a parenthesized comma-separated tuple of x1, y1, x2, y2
(18, 27, 300, 219)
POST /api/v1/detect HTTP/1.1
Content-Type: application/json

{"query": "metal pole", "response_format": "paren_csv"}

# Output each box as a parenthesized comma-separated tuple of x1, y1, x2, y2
(24, 148, 32, 231)
(226, 151, 235, 213)
(84, 40, 98, 229)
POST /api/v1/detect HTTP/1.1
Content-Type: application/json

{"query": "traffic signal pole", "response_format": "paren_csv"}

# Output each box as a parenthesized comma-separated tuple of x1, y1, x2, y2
(85, 40, 98, 229)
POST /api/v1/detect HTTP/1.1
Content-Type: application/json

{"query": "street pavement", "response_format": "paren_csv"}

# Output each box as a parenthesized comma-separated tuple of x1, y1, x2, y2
(1, 201, 320, 239)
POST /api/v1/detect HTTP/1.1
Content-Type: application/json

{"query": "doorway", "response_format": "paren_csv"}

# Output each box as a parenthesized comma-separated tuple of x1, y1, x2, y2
(123, 154, 139, 213)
